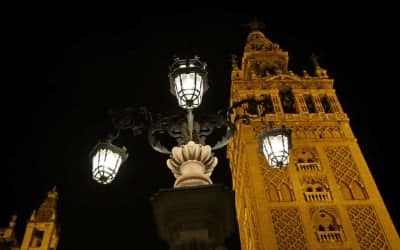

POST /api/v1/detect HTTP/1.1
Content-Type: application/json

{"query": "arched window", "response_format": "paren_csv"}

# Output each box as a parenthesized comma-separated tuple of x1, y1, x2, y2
(279, 89, 297, 113)
(304, 94, 316, 113)
(246, 99, 258, 115)
(320, 95, 332, 113)
(303, 181, 332, 201)
(259, 94, 274, 114)
(312, 210, 345, 242)
(30, 229, 44, 247)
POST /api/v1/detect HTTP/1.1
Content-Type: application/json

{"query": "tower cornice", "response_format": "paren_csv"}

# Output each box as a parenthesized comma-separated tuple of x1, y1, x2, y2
(231, 77, 334, 90)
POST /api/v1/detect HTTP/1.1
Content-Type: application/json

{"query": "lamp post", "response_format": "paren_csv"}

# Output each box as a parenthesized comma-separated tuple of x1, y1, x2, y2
(89, 56, 292, 249)
(169, 56, 208, 142)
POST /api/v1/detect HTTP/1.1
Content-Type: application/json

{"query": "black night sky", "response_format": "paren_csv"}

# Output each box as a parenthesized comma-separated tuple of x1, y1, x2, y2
(3, 6, 399, 250)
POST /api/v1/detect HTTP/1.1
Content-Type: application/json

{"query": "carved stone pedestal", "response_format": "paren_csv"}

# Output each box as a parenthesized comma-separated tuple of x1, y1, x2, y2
(150, 184, 236, 250)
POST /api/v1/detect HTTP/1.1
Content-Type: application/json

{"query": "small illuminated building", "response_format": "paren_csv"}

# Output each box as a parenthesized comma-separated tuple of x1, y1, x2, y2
(0, 188, 59, 250)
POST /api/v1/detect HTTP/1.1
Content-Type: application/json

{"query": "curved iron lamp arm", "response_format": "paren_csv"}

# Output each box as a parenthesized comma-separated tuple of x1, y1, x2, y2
(195, 111, 236, 151)
(108, 107, 150, 136)
(147, 110, 236, 154)
(108, 106, 236, 154)
(147, 113, 183, 154)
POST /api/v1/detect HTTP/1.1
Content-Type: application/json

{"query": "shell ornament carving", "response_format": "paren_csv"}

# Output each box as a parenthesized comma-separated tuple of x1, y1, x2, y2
(167, 141, 218, 187)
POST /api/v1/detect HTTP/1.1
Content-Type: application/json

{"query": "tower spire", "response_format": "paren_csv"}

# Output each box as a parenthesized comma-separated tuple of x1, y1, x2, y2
(32, 186, 58, 221)
(240, 18, 289, 77)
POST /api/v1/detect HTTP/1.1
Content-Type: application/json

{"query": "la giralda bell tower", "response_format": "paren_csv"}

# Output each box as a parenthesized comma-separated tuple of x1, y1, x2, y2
(226, 21, 399, 250)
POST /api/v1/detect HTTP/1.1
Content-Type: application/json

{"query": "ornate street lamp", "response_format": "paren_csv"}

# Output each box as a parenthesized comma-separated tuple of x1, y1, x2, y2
(88, 55, 293, 249)
(169, 56, 208, 110)
(89, 56, 232, 185)
(89, 56, 292, 185)
(169, 56, 208, 141)
(259, 127, 292, 168)
(89, 135, 128, 184)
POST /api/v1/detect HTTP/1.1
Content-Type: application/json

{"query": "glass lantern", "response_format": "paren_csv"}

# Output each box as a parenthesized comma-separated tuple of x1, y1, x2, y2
(259, 127, 292, 168)
(169, 56, 208, 109)
(90, 140, 128, 184)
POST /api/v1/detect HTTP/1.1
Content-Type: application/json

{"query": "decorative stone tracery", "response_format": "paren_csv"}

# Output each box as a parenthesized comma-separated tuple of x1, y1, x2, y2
(325, 146, 368, 200)
(271, 207, 308, 250)
(347, 205, 390, 249)
(292, 126, 345, 140)
(260, 157, 295, 201)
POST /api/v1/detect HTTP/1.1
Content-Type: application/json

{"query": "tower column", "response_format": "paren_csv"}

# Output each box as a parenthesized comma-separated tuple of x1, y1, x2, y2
(229, 22, 399, 250)
(310, 90, 325, 113)
(326, 89, 343, 113)
(270, 89, 283, 113)
(292, 89, 308, 113)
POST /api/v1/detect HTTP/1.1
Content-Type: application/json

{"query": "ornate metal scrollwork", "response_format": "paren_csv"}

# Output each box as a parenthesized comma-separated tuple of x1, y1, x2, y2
(108, 107, 236, 155)
(148, 110, 235, 154)
(108, 107, 150, 136)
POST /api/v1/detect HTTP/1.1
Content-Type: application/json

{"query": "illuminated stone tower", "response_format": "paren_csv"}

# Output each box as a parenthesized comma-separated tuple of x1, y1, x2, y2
(227, 22, 399, 249)
(20, 187, 59, 250)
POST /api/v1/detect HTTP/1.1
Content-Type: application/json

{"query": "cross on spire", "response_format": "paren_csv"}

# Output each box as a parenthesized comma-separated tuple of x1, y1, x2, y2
(248, 17, 265, 32)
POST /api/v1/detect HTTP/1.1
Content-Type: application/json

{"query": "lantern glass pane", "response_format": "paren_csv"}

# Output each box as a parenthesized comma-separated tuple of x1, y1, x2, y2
(262, 133, 289, 168)
(92, 148, 123, 184)
(174, 72, 204, 109)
